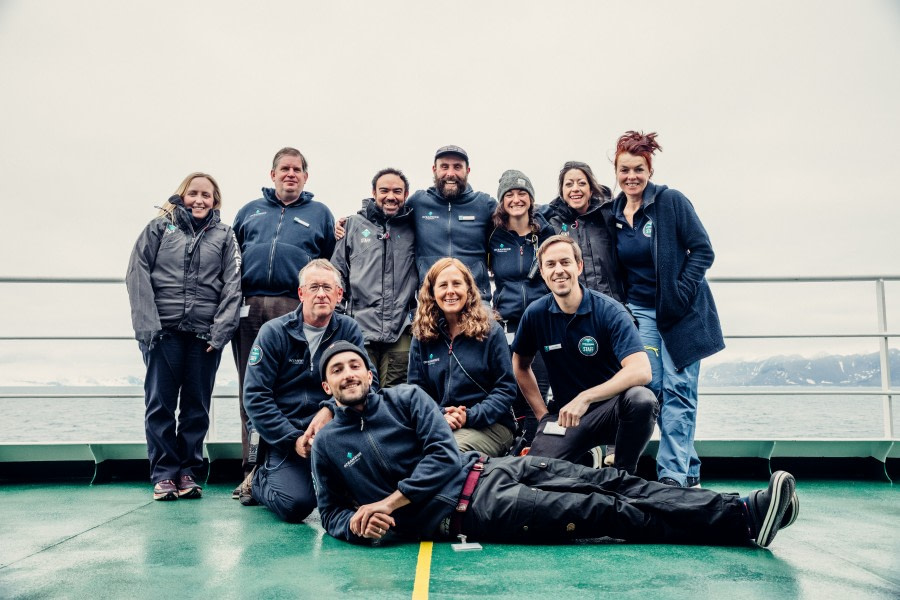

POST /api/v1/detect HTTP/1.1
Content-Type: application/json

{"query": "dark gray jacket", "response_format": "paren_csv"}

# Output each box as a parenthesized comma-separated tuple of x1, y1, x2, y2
(330, 200, 418, 344)
(541, 192, 625, 302)
(126, 203, 242, 350)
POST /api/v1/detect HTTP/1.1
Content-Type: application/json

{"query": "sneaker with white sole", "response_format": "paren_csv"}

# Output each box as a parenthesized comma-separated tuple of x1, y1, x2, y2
(177, 474, 202, 499)
(153, 479, 178, 501)
(746, 470, 796, 547)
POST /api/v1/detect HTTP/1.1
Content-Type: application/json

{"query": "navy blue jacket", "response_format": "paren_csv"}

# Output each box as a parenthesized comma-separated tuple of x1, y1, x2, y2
(232, 188, 336, 298)
(408, 320, 516, 432)
(488, 213, 554, 325)
(312, 385, 479, 543)
(407, 185, 497, 301)
(540, 193, 624, 302)
(613, 182, 724, 369)
(242, 305, 371, 452)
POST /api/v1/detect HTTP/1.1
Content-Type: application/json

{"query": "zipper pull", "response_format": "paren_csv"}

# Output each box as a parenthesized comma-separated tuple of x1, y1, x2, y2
(448, 342, 453, 355)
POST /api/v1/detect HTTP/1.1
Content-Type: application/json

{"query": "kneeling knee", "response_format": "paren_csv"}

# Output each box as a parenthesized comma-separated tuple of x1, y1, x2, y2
(625, 387, 660, 419)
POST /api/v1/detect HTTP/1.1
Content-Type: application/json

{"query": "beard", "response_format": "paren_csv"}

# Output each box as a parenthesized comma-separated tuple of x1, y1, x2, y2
(334, 380, 370, 406)
(434, 173, 467, 199)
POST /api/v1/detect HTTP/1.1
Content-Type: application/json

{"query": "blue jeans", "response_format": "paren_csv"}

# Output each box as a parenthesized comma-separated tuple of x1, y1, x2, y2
(628, 304, 701, 485)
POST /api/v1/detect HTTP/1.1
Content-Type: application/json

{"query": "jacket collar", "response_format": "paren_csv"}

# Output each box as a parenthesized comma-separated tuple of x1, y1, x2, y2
(361, 198, 414, 224)
(548, 283, 592, 316)
(285, 304, 338, 341)
(333, 391, 380, 423)
(262, 187, 314, 208)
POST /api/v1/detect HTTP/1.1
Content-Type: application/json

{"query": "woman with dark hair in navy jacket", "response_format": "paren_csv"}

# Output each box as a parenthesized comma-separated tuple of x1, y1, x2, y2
(488, 170, 554, 444)
(408, 258, 517, 457)
(611, 131, 725, 489)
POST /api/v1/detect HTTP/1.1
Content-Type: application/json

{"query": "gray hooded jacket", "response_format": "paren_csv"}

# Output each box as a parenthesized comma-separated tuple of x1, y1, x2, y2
(126, 200, 242, 350)
(331, 200, 417, 344)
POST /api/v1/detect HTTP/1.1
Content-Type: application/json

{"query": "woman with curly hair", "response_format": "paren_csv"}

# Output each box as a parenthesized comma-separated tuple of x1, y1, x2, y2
(408, 258, 517, 456)
(612, 131, 725, 488)
(126, 172, 242, 501)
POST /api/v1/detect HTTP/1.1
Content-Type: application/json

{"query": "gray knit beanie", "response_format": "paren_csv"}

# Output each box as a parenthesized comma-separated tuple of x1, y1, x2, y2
(497, 169, 535, 202)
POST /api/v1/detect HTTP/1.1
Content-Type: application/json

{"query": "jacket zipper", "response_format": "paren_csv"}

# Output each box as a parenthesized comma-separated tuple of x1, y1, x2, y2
(267, 206, 287, 287)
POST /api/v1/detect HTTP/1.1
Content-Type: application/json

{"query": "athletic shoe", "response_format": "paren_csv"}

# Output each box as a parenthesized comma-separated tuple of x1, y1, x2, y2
(686, 476, 701, 488)
(658, 477, 682, 487)
(239, 467, 259, 506)
(746, 470, 795, 547)
(153, 479, 178, 501)
(177, 474, 202, 499)
(232, 485, 241, 500)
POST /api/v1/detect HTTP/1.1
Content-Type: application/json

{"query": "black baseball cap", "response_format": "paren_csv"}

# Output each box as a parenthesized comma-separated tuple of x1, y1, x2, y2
(434, 144, 468, 162)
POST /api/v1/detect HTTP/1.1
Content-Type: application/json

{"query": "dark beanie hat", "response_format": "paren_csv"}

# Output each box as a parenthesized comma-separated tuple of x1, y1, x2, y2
(319, 341, 369, 382)
(497, 169, 535, 202)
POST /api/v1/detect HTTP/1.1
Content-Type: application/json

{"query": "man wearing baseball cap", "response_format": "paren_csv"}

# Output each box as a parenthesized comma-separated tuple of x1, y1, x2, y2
(406, 145, 497, 301)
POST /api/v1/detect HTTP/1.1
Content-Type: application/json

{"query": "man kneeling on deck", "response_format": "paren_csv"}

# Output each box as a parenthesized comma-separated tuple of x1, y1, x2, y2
(311, 341, 799, 548)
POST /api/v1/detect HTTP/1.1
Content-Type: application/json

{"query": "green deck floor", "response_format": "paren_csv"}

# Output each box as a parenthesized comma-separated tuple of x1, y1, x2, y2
(1, 479, 898, 599)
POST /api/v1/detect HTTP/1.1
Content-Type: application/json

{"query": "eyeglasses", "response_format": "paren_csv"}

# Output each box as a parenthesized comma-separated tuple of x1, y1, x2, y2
(302, 283, 336, 295)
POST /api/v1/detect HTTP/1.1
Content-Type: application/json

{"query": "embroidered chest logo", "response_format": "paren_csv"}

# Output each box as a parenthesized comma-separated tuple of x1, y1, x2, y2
(642, 221, 653, 237)
(578, 336, 598, 356)
(494, 243, 511, 254)
(361, 229, 371, 238)
(288, 356, 306, 365)
(344, 451, 363, 468)
(422, 211, 440, 221)
(424, 353, 440, 366)
(165, 224, 176, 233)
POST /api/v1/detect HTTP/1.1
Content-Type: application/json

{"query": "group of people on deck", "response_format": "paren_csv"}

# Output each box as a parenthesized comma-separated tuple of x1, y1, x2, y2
(125, 136, 798, 550)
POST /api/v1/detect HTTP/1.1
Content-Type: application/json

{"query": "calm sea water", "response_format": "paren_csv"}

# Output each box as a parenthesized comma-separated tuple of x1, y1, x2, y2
(0, 386, 895, 442)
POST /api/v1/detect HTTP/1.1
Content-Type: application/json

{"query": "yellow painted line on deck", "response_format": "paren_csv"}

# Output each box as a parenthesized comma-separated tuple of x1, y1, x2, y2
(412, 541, 433, 599)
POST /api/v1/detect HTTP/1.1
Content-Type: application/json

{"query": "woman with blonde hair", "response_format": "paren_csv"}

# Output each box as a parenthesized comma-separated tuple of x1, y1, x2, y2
(408, 258, 517, 456)
(126, 172, 242, 500)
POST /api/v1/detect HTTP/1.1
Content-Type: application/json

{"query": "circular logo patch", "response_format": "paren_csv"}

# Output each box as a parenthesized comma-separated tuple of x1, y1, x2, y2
(642, 221, 653, 237)
(248, 344, 263, 366)
(578, 336, 598, 356)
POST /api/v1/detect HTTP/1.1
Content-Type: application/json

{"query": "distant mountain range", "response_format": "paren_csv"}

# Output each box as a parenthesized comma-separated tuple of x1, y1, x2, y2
(700, 349, 900, 387)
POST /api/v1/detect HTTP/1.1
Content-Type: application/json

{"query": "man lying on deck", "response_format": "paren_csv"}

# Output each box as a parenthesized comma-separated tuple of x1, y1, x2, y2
(310, 341, 799, 548)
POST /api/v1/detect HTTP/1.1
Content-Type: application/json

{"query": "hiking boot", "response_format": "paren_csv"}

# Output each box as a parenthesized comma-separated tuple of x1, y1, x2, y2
(177, 474, 202, 499)
(686, 476, 701, 488)
(658, 477, 682, 487)
(239, 467, 259, 506)
(746, 470, 796, 548)
(153, 479, 178, 501)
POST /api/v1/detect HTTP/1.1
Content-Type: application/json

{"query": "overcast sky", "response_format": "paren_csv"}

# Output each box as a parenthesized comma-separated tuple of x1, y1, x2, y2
(0, 1, 898, 381)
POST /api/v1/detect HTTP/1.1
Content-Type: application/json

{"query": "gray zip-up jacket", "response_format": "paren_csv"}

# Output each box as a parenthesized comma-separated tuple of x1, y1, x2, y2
(330, 200, 418, 344)
(126, 200, 242, 350)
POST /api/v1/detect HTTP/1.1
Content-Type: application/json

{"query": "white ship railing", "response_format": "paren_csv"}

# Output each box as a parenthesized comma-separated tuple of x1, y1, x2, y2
(1, 275, 898, 473)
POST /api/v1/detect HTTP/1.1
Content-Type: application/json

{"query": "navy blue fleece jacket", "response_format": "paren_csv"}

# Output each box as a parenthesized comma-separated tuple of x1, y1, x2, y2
(311, 385, 478, 543)
(233, 188, 336, 297)
(407, 320, 516, 432)
(613, 181, 724, 369)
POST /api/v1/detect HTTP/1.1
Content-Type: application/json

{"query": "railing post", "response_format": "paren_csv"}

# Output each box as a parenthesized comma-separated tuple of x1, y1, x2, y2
(875, 279, 894, 438)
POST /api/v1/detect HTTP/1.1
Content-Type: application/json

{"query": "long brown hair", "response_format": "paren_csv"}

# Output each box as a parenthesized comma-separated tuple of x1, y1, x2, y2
(412, 258, 492, 342)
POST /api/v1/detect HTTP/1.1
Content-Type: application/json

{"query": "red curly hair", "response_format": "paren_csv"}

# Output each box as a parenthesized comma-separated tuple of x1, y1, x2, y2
(614, 130, 662, 174)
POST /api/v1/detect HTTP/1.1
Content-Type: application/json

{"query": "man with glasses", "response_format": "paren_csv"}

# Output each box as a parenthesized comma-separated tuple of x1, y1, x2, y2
(241, 259, 373, 523)
(230, 147, 336, 498)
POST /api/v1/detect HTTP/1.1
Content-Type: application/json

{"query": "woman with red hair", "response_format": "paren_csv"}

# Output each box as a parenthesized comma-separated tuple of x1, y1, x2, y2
(612, 131, 724, 488)
(408, 258, 517, 456)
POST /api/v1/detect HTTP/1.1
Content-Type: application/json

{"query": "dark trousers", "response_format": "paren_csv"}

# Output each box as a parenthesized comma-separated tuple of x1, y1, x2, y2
(510, 348, 550, 444)
(463, 455, 749, 545)
(528, 386, 658, 473)
(252, 445, 317, 523)
(141, 331, 222, 483)
(231, 295, 300, 476)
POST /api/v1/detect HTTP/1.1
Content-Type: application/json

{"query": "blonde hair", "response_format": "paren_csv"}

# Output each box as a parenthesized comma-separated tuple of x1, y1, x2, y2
(412, 258, 492, 342)
(158, 172, 222, 221)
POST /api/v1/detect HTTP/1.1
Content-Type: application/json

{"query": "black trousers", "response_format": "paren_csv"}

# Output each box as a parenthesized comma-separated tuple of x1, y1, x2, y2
(462, 455, 749, 545)
(141, 331, 221, 483)
(528, 386, 658, 474)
